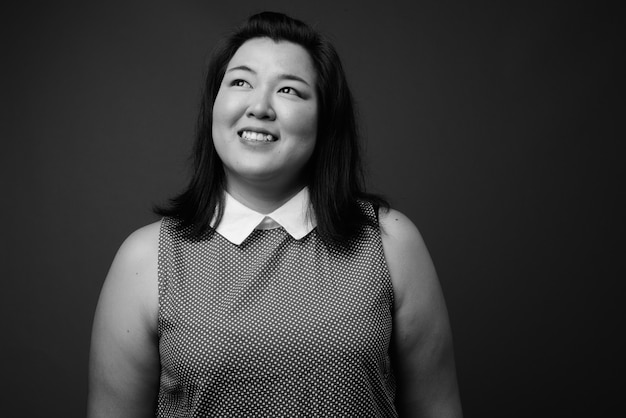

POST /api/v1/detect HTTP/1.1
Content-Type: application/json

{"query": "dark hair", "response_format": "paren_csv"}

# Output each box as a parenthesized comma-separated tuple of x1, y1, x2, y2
(155, 11, 386, 242)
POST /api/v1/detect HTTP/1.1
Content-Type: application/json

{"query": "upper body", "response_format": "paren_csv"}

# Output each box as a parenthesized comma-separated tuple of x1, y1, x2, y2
(88, 11, 461, 417)
(88, 203, 461, 417)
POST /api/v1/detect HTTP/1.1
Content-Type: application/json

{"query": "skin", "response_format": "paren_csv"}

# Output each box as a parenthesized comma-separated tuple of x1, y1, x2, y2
(380, 210, 463, 417)
(88, 37, 462, 417)
(87, 221, 160, 418)
(212, 37, 318, 213)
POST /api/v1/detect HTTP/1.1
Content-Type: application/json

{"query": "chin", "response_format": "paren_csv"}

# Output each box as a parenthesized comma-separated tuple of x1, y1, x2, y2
(231, 164, 280, 181)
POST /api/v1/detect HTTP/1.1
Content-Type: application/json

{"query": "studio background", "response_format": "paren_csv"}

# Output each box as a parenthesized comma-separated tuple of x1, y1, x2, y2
(2, 1, 622, 417)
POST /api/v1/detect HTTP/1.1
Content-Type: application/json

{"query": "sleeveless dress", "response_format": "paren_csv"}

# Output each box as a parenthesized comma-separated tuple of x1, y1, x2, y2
(157, 203, 397, 417)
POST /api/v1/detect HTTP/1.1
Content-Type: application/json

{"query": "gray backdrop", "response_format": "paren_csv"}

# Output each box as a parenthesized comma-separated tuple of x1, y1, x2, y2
(2, 1, 623, 417)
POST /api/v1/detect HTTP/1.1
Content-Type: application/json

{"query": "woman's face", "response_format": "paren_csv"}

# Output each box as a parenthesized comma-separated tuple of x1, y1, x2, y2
(212, 37, 318, 196)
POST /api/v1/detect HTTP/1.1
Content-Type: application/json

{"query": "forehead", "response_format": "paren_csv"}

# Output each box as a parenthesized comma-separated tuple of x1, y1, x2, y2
(227, 37, 316, 83)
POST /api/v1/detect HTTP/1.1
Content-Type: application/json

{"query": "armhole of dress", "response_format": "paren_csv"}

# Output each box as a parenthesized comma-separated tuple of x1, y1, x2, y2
(373, 202, 395, 308)
(373, 202, 380, 224)
(157, 217, 172, 339)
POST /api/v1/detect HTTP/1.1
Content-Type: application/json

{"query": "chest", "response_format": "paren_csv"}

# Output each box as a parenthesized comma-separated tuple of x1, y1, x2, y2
(158, 229, 394, 382)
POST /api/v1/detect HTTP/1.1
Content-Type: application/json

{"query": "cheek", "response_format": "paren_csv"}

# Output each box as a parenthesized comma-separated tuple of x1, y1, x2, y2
(212, 90, 241, 132)
(284, 106, 318, 140)
(211, 96, 228, 129)
(211, 94, 233, 158)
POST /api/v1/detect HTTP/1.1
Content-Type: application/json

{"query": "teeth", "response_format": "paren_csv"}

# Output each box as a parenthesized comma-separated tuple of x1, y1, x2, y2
(241, 130, 275, 142)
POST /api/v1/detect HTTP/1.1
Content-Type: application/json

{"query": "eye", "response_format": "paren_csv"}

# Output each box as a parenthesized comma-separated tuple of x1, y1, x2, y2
(231, 79, 252, 88)
(278, 86, 300, 96)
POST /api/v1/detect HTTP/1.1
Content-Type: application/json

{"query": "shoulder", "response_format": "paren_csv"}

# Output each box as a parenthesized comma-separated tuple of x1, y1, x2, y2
(100, 220, 162, 328)
(115, 220, 162, 264)
(110, 219, 162, 286)
(88, 220, 163, 415)
(378, 208, 432, 279)
(378, 208, 439, 309)
(108, 220, 162, 285)
(378, 207, 424, 248)
(378, 209, 462, 415)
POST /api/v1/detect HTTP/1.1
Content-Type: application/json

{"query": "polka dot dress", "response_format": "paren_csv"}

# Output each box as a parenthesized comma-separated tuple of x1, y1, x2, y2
(157, 203, 397, 417)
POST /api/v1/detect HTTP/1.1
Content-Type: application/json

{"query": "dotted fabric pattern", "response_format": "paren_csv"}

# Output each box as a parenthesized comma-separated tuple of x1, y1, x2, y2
(157, 203, 397, 417)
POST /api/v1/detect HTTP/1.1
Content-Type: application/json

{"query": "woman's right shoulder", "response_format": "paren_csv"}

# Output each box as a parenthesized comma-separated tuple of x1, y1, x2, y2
(103, 220, 162, 310)
(89, 221, 163, 415)
(112, 220, 163, 270)
(96, 220, 163, 334)
(120, 219, 162, 251)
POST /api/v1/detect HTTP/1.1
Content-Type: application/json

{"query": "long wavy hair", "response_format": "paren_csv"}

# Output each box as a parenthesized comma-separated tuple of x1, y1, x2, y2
(155, 11, 386, 242)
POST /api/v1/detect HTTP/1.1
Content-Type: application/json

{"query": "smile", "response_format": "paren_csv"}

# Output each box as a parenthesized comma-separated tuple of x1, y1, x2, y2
(239, 130, 278, 142)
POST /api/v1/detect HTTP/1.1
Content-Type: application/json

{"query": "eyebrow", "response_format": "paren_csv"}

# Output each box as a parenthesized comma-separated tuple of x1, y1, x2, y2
(226, 65, 311, 87)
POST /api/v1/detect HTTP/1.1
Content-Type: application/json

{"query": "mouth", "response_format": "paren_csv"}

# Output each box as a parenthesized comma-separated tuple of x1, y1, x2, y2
(237, 129, 279, 143)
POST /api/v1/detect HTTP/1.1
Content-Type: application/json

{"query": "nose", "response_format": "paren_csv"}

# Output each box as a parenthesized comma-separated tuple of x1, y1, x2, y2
(246, 89, 276, 120)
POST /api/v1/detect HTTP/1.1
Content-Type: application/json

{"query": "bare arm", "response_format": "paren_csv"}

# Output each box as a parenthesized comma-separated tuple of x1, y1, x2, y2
(87, 221, 161, 418)
(380, 209, 462, 417)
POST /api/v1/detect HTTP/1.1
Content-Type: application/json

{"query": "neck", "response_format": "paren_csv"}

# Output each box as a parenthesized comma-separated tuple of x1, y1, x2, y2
(225, 176, 305, 214)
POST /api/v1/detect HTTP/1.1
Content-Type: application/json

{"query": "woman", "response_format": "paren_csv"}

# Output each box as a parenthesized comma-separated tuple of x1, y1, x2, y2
(88, 11, 462, 417)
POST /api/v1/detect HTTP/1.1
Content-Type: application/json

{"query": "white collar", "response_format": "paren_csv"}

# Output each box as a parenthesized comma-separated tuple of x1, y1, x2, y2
(211, 187, 316, 245)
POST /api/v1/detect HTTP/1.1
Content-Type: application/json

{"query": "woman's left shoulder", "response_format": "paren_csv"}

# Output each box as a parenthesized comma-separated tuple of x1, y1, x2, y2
(378, 207, 429, 262)
(378, 207, 422, 244)
(377, 208, 439, 298)
(378, 208, 462, 416)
